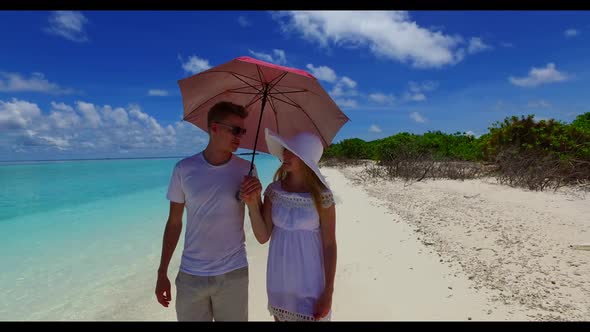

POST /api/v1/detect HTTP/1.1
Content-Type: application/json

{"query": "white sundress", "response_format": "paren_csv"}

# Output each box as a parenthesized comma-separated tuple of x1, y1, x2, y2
(264, 181, 335, 321)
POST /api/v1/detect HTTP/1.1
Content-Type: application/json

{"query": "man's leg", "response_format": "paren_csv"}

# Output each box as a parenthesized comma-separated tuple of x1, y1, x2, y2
(210, 266, 249, 321)
(175, 270, 213, 321)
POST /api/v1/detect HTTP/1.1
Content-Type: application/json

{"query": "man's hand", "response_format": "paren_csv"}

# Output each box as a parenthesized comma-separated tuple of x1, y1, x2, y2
(155, 273, 172, 307)
(240, 175, 262, 206)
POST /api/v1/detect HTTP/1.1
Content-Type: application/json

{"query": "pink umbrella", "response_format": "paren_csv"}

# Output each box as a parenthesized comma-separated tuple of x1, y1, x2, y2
(177, 56, 350, 176)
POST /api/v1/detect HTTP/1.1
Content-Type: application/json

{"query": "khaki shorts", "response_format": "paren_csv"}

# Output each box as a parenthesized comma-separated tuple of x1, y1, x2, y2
(175, 266, 248, 321)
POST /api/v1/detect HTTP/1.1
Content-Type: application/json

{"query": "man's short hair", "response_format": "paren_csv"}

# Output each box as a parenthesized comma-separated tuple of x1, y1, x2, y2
(207, 101, 247, 129)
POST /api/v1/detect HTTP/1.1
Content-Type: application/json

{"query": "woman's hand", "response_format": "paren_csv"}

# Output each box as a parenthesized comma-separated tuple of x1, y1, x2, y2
(313, 291, 332, 320)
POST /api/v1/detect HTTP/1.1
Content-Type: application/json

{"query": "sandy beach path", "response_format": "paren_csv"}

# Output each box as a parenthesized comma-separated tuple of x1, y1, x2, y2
(333, 166, 589, 321)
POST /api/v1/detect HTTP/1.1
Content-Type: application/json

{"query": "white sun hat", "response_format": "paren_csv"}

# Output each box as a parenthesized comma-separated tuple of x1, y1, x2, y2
(264, 128, 329, 189)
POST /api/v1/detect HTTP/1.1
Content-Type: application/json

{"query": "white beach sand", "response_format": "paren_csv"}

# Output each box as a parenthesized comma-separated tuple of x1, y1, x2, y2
(119, 166, 588, 321)
(322, 165, 589, 321)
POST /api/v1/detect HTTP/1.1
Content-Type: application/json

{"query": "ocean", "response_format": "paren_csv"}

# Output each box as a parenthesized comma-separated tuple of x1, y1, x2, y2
(0, 153, 281, 320)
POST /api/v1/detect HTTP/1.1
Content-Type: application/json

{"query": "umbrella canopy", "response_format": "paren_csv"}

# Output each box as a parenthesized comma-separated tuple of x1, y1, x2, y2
(178, 56, 350, 174)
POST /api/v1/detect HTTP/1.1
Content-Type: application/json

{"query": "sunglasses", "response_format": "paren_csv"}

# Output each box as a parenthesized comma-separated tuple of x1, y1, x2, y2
(215, 122, 247, 137)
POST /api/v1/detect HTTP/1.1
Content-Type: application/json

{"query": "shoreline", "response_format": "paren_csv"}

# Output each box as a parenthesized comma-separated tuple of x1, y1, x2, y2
(6, 165, 587, 321)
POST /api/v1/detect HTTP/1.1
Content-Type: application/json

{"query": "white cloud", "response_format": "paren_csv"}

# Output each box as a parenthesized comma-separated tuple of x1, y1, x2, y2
(564, 29, 579, 38)
(76, 101, 102, 128)
(180, 55, 212, 74)
(1, 98, 208, 156)
(527, 99, 551, 108)
(237, 16, 251, 27)
(49, 101, 80, 129)
(129, 104, 169, 137)
(304, 63, 358, 108)
(410, 111, 426, 123)
(14, 129, 71, 151)
(404, 81, 438, 102)
(465, 130, 476, 137)
(305, 64, 337, 82)
(409, 81, 438, 92)
(148, 89, 169, 96)
(369, 124, 382, 133)
(272, 11, 466, 68)
(37, 135, 71, 150)
(330, 76, 358, 98)
(102, 106, 129, 126)
(129, 106, 149, 122)
(368, 93, 395, 105)
(492, 100, 506, 111)
(509, 63, 569, 87)
(44, 11, 89, 42)
(467, 37, 492, 54)
(340, 76, 357, 89)
(335, 99, 357, 109)
(405, 93, 426, 101)
(0, 72, 75, 94)
(0, 99, 42, 130)
(248, 49, 287, 65)
(50, 101, 75, 113)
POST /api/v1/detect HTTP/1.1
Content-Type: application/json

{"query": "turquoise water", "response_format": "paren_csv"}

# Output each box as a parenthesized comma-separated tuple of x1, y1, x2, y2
(0, 154, 281, 320)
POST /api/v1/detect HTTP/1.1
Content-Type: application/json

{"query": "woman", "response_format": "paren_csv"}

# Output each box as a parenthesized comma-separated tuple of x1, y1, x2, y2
(241, 128, 337, 321)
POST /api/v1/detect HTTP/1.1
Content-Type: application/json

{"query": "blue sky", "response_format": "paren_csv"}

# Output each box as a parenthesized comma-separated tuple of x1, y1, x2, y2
(1, 10, 589, 161)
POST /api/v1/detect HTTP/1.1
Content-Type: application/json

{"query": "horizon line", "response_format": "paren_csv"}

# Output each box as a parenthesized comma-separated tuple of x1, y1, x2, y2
(0, 152, 265, 163)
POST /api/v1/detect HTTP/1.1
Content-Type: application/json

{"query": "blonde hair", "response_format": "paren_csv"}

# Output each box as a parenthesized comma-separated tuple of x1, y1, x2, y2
(274, 155, 328, 213)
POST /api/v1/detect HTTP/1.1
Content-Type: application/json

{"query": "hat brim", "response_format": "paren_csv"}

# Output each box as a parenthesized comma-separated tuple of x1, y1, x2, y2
(265, 128, 330, 189)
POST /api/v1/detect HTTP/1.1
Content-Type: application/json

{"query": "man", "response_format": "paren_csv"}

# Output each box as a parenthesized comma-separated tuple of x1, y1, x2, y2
(155, 101, 262, 321)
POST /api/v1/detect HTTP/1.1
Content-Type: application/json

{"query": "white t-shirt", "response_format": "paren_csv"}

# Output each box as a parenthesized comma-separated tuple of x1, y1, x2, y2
(166, 152, 257, 276)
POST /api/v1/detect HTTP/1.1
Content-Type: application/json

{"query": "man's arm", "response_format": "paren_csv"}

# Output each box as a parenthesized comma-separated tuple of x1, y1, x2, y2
(155, 201, 184, 307)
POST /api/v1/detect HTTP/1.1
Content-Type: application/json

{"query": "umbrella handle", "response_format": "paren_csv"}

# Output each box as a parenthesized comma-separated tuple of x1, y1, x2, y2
(247, 84, 268, 177)
(238, 84, 268, 201)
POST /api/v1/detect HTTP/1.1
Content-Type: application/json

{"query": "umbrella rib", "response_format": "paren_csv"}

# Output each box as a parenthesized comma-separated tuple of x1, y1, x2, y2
(183, 86, 261, 121)
(244, 93, 264, 109)
(265, 73, 290, 99)
(230, 73, 264, 94)
(269, 95, 301, 109)
(195, 70, 263, 93)
(183, 71, 265, 121)
(227, 90, 265, 95)
(273, 85, 325, 99)
(268, 89, 308, 95)
(271, 95, 330, 147)
(183, 89, 233, 121)
(268, 72, 288, 88)
(183, 70, 262, 120)
(203, 70, 261, 85)
(254, 64, 289, 89)
(267, 94, 280, 134)
(255, 65, 266, 85)
(228, 85, 262, 92)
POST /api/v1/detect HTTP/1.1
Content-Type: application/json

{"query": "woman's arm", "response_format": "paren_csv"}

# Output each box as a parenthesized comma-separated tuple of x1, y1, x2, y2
(246, 195, 274, 244)
(262, 194, 274, 238)
(314, 203, 337, 319)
